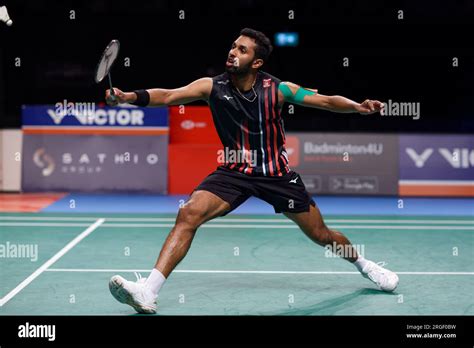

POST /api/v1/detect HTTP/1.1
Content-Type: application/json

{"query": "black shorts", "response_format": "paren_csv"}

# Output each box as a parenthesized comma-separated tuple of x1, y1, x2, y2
(194, 166, 316, 216)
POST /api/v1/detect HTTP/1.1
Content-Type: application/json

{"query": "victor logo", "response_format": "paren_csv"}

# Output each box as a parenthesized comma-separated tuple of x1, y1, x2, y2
(406, 148, 474, 168)
(47, 103, 144, 126)
(405, 148, 433, 168)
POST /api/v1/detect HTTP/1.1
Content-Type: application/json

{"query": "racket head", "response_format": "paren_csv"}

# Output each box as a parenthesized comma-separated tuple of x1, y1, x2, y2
(94, 39, 120, 83)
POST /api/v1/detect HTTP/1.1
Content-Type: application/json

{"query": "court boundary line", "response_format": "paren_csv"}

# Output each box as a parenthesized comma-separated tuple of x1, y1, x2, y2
(0, 216, 473, 224)
(0, 222, 96, 227)
(100, 224, 474, 230)
(44, 268, 474, 275)
(0, 218, 105, 307)
(1, 222, 473, 230)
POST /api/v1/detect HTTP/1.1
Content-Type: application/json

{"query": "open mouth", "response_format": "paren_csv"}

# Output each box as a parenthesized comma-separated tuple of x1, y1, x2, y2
(226, 57, 239, 68)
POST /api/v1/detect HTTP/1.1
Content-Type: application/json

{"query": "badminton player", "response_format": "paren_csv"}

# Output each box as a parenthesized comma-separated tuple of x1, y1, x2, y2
(105, 28, 399, 314)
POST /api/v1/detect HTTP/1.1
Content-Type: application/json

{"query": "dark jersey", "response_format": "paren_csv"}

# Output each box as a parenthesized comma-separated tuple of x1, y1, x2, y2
(208, 71, 290, 177)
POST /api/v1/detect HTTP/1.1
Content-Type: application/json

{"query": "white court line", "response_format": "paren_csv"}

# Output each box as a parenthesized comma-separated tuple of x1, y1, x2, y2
(1, 222, 473, 230)
(306, 219, 472, 225)
(45, 268, 474, 275)
(0, 216, 473, 224)
(0, 222, 92, 227)
(0, 219, 105, 307)
(0, 216, 109, 221)
(101, 224, 474, 230)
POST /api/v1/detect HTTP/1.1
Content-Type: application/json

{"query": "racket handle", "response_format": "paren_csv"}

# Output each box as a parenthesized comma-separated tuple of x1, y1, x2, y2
(108, 73, 116, 101)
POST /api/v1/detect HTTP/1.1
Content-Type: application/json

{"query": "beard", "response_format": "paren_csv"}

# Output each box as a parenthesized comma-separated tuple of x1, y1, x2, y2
(225, 62, 252, 76)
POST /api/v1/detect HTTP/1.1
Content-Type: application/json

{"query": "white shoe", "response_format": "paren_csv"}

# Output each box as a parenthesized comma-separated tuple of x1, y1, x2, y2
(361, 261, 399, 292)
(109, 272, 157, 314)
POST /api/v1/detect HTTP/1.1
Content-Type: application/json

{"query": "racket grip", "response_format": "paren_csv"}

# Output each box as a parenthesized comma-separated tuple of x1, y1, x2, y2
(108, 74, 116, 101)
(109, 88, 116, 101)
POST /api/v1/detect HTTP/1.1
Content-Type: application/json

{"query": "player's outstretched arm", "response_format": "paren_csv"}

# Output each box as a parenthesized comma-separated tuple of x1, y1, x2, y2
(105, 77, 213, 107)
(278, 81, 384, 115)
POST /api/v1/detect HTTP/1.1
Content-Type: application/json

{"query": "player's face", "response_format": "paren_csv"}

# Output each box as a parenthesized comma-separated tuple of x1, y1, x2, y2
(225, 35, 258, 75)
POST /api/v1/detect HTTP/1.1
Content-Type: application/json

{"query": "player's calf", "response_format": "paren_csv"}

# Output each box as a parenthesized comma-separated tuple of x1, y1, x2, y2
(306, 225, 399, 292)
(306, 226, 358, 261)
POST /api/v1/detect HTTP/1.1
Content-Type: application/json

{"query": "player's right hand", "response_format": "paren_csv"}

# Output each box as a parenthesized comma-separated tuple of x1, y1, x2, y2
(105, 88, 127, 106)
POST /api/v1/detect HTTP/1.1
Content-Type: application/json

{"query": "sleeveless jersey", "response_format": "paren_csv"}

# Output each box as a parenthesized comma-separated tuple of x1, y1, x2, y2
(208, 71, 290, 176)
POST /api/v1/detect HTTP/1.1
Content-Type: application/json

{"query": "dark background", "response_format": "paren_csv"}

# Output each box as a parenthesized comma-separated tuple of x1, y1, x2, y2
(0, 0, 473, 133)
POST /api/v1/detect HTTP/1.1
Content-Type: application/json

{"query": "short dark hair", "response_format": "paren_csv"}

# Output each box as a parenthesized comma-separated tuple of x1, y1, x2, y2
(240, 28, 273, 63)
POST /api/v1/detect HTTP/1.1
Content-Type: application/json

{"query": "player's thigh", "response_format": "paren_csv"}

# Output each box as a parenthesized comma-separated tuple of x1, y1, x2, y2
(176, 190, 231, 227)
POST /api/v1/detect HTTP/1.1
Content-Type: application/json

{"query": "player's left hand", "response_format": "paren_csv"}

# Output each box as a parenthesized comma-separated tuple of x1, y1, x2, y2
(356, 99, 384, 115)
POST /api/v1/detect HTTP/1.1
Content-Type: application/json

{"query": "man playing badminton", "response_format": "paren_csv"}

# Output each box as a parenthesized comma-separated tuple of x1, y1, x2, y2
(105, 28, 398, 314)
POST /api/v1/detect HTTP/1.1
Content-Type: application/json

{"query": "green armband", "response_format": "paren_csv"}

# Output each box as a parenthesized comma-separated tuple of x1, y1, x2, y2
(279, 83, 316, 103)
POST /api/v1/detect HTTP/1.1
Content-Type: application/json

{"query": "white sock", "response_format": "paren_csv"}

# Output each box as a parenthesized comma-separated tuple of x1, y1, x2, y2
(353, 255, 369, 273)
(145, 268, 166, 297)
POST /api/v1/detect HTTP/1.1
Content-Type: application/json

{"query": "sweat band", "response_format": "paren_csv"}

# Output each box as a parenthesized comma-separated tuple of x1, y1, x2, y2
(131, 89, 150, 107)
(279, 83, 315, 104)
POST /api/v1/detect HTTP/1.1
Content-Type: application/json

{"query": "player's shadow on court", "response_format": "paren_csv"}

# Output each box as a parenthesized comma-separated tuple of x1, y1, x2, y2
(128, 289, 397, 316)
(263, 288, 397, 316)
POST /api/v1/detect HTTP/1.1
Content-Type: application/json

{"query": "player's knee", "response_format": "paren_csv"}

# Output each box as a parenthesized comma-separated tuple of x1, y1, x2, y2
(176, 203, 207, 230)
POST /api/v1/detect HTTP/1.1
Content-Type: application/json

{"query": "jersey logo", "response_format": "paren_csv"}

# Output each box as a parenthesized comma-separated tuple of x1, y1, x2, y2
(223, 95, 233, 100)
(263, 79, 271, 88)
(289, 176, 299, 184)
(217, 80, 230, 85)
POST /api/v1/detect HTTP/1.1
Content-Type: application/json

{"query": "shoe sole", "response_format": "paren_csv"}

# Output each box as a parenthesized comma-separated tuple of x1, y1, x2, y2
(109, 276, 157, 314)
